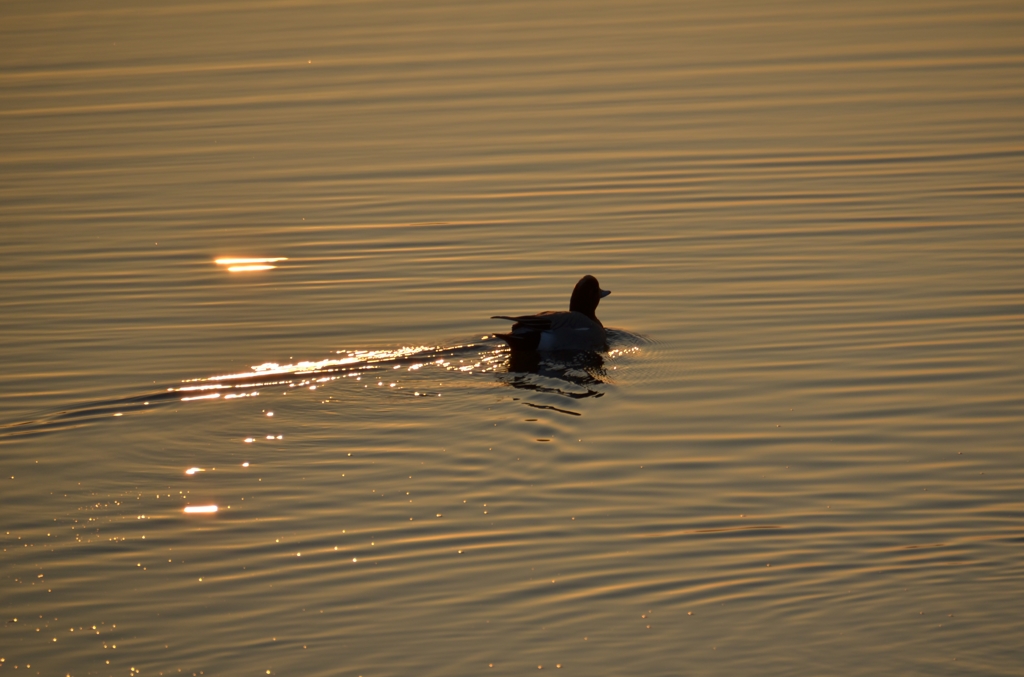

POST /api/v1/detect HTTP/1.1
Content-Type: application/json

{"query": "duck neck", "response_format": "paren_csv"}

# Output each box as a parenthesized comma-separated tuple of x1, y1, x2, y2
(570, 299, 599, 321)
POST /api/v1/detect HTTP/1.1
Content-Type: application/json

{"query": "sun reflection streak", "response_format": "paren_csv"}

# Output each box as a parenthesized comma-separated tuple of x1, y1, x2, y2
(214, 257, 287, 273)
(166, 343, 510, 406)
(184, 505, 218, 514)
(10, 341, 526, 441)
(181, 393, 220, 402)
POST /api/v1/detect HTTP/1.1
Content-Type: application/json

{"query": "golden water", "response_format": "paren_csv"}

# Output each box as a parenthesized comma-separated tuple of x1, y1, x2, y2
(2, 1, 1023, 674)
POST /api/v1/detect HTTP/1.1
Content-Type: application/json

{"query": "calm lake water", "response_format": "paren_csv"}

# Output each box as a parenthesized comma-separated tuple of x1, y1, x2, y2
(2, 1, 1023, 675)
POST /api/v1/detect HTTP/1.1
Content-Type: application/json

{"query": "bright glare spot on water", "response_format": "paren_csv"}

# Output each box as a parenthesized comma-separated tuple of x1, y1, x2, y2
(223, 391, 257, 399)
(181, 393, 220, 402)
(214, 257, 287, 273)
(184, 505, 218, 514)
(266, 412, 274, 416)
(242, 462, 250, 467)
(185, 467, 204, 475)
(244, 438, 254, 443)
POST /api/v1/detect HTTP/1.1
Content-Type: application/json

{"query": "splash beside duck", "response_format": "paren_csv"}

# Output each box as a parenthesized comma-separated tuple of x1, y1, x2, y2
(491, 275, 611, 352)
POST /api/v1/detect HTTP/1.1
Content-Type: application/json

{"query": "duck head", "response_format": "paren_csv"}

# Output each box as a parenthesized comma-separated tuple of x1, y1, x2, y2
(569, 275, 611, 320)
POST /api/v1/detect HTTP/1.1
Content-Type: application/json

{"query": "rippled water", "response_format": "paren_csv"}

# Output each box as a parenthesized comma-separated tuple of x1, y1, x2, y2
(2, 1, 1023, 675)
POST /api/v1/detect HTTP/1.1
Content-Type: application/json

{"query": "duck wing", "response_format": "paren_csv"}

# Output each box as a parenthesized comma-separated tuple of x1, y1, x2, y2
(490, 310, 561, 331)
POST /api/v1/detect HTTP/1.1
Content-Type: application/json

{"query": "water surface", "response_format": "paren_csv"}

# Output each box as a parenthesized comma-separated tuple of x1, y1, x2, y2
(2, 1, 1023, 675)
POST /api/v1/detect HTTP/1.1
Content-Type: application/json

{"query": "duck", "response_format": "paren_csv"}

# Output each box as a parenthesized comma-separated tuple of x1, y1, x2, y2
(492, 275, 611, 352)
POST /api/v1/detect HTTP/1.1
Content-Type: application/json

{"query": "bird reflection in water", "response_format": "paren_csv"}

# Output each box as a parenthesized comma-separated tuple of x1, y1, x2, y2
(499, 348, 609, 400)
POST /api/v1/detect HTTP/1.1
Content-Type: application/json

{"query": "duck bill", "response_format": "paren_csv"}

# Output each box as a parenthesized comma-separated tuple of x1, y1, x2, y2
(600, 289, 611, 298)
